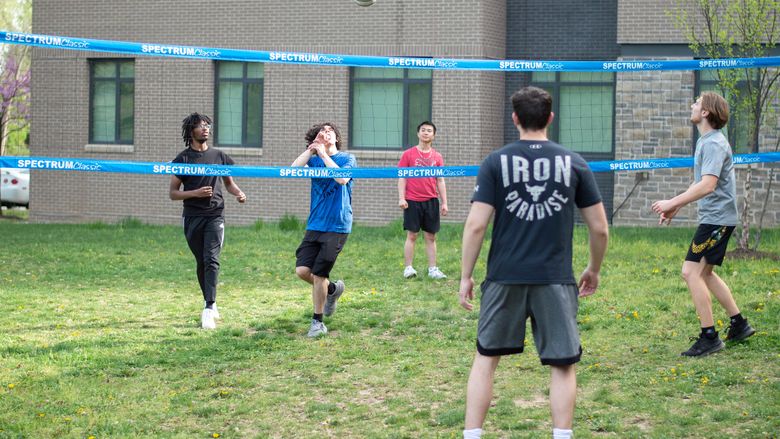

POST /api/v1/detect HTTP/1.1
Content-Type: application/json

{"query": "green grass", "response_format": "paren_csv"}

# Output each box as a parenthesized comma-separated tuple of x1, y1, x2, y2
(0, 221, 778, 438)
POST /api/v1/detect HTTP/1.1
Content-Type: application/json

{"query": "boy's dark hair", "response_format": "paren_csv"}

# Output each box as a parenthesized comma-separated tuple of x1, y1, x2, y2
(510, 86, 552, 131)
(417, 120, 437, 134)
(699, 92, 730, 130)
(181, 112, 212, 148)
(305, 122, 343, 150)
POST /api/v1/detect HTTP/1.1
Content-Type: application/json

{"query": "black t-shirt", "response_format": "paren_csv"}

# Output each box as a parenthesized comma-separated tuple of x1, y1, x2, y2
(172, 147, 235, 217)
(471, 140, 602, 284)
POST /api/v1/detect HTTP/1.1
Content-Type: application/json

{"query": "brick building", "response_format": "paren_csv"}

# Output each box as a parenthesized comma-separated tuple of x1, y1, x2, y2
(29, 0, 779, 227)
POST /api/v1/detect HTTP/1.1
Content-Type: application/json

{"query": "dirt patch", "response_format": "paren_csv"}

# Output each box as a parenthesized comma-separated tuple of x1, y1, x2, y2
(513, 394, 547, 408)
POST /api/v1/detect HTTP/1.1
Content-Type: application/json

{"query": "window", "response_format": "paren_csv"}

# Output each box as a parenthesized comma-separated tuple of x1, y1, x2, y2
(530, 71, 616, 220)
(530, 71, 615, 155)
(215, 62, 264, 147)
(89, 59, 134, 144)
(350, 67, 432, 149)
(695, 69, 754, 153)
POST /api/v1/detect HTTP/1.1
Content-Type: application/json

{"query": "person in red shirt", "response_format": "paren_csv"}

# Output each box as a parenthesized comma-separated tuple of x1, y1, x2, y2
(397, 121, 448, 279)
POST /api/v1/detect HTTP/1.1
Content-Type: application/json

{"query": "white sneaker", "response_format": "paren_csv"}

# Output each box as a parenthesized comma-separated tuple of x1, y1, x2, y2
(206, 303, 221, 320)
(307, 319, 328, 337)
(428, 266, 447, 279)
(201, 308, 216, 329)
(403, 265, 418, 278)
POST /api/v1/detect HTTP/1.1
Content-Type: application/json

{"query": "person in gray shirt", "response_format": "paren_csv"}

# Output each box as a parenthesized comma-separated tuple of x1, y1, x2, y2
(652, 91, 755, 357)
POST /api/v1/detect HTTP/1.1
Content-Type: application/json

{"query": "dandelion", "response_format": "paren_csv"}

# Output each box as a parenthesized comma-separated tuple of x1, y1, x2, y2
(88, 436, 96, 439)
(632, 311, 639, 319)
(63, 417, 72, 423)
(213, 433, 221, 438)
(716, 319, 723, 328)
(616, 313, 623, 319)
(642, 348, 648, 353)
(652, 268, 660, 274)
(701, 376, 709, 385)
(37, 413, 45, 418)
(670, 367, 676, 374)
(7, 383, 14, 389)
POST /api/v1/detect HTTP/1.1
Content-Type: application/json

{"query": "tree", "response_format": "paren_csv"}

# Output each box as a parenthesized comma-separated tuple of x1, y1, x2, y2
(0, 52, 30, 157)
(0, 0, 31, 156)
(671, 0, 780, 252)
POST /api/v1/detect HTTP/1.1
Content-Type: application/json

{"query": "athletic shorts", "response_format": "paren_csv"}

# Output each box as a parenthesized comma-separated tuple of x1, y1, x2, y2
(403, 198, 440, 234)
(685, 224, 735, 266)
(295, 230, 349, 278)
(476, 281, 582, 366)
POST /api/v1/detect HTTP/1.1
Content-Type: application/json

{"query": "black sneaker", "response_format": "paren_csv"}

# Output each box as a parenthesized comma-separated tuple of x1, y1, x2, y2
(681, 335, 725, 357)
(725, 320, 756, 342)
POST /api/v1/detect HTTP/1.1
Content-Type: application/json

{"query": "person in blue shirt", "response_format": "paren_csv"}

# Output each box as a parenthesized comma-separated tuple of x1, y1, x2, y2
(291, 122, 356, 337)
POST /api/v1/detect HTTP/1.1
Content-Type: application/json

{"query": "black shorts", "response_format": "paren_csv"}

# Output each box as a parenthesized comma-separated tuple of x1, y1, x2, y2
(685, 224, 735, 266)
(295, 230, 349, 278)
(403, 198, 440, 234)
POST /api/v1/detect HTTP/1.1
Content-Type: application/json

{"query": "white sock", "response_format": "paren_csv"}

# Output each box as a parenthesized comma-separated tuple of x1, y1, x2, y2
(463, 428, 482, 439)
(552, 428, 573, 439)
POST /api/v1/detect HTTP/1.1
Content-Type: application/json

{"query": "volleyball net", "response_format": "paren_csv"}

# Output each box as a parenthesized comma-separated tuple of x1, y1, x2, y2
(1, 30, 779, 180)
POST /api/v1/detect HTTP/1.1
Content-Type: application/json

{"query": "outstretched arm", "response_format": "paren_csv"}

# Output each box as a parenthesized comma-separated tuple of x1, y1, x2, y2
(652, 175, 718, 224)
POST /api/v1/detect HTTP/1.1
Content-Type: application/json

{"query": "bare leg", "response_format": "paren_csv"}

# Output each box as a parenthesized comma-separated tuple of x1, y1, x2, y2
(550, 364, 576, 429)
(702, 266, 740, 317)
(682, 260, 715, 327)
(465, 353, 500, 429)
(404, 231, 418, 266)
(423, 231, 437, 268)
(296, 266, 314, 285)
(312, 274, 328, 315)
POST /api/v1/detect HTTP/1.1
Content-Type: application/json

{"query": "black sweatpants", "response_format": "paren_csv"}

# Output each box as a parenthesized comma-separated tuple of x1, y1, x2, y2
(183, 215, 225, 303)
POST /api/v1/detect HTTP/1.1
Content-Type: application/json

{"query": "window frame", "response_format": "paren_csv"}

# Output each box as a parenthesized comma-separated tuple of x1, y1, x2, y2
(214, 61, 264, 148)
(88, 59, 134, 145)
(349, 67, 433, 150)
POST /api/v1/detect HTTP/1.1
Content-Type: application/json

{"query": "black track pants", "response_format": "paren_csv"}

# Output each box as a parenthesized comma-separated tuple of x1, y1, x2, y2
(183, 216, 224, 303)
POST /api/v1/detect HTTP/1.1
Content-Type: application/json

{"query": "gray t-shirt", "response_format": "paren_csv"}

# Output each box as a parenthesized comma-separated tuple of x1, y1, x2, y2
(472, 140, 602, 284)
(694, 130, 738, 226)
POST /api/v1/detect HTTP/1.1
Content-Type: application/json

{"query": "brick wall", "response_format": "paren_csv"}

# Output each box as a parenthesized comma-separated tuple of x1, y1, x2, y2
(30, 0, 507, 226)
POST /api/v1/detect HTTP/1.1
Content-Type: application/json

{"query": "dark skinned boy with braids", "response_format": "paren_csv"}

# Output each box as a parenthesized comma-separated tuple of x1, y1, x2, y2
(169, 113, 246, 329)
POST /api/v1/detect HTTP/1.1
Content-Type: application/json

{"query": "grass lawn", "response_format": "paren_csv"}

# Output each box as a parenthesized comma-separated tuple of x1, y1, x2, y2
(0, 220, 778, 438)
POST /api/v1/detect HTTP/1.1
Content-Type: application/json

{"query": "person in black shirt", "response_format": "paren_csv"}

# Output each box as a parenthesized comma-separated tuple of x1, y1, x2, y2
(458, 87, 609, 439)
(169, 113, 246, 330)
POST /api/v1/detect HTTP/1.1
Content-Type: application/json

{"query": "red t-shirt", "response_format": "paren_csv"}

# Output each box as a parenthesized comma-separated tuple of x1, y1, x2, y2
(398, 146, 444, 202)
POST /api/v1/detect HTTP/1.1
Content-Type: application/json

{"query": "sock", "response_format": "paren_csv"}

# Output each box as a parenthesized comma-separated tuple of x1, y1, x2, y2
(730, 313, 745, 325)
(463, 428, 482, 439)
(313, 313, 323, 322)
(327, 282, 336, 296)
(205, 301, 215, 309)
(701, 326, 717, 339)
(552, 428, 573, 439)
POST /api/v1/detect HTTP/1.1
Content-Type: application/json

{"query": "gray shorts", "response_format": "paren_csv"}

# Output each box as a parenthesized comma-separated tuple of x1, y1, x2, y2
(477, 281, 582, 366)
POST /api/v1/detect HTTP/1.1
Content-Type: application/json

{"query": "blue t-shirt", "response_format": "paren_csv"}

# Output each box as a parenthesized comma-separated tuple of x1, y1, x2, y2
(306, 152, 357, 233)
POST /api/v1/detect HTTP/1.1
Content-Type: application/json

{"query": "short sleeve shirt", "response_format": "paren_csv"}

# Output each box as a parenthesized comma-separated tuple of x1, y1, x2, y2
(172, 147, 235, 217)
(398, 146, 444, 201)
(305, 152, 357, 234)
(471, 140, 602, 284)
(694, 130, 738, 226)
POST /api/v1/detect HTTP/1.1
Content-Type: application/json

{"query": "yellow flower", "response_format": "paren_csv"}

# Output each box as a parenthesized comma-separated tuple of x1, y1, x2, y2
(37, 413, 45, 418)
(213, 434, 220, 438)
(652, 268, 660, 274)
(632, 311, 639, 319)
(701, 376, 709, 385)
(642, 348, 648, 353)
(670, 367, 676, 374)
(7, 383, 14, 389)
(88, 436, 96, 439)
(616, 313, 622, 319)
(716, 319, 723, 327)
